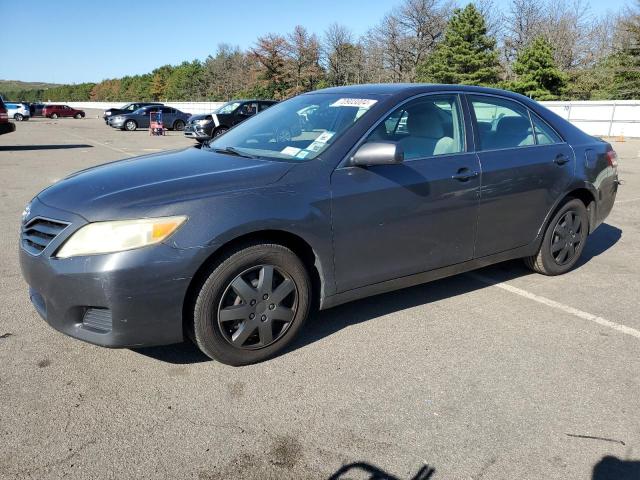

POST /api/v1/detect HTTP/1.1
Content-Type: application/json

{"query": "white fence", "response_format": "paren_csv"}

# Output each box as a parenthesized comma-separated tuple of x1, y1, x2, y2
(58, 100, 640, 138)
(61, 101, 226, 115)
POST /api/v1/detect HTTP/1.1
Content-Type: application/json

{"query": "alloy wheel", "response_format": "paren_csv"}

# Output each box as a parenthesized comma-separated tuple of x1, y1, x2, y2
(550, 210, 583, 265)
(217, 265, 298, 350)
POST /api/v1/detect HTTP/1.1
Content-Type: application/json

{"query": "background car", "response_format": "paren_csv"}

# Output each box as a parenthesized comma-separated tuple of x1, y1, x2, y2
(4, 102, 30, 121)
(103, 102, 163, 124)
(184, 99, 277, 142)
(28, 103, 46, 117)
(42, 105, 85, 119)
(0, 97, 16, 135)
(109, 105, 191, 131)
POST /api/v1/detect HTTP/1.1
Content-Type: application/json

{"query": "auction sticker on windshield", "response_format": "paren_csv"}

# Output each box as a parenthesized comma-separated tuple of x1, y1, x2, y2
(330, 98, 378, 108)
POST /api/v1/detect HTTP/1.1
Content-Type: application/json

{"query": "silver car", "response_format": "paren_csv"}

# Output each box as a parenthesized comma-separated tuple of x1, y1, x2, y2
(109, 106, 191, 131)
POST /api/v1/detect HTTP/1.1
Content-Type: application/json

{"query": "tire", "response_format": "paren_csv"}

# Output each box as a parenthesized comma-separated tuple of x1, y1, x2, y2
(524, 198, 588, 275)
(124, 120, 137, 131)
(173, 119, 185, 131)
(191, 242, 311, 365)
(213, 127, 228, 138)
(14, 113, 24, 121)
(51, 113, 58, 119)
(74, 113, 82, 119)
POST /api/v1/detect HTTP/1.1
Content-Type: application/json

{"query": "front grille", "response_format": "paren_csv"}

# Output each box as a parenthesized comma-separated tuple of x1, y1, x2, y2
(82, 308, 112, 333)
(21, 217, 69, 255)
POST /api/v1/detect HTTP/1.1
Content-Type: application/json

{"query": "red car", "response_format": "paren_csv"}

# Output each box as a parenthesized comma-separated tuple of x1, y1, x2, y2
(0, 97, 16, 135)
(42, 105, 85, 119)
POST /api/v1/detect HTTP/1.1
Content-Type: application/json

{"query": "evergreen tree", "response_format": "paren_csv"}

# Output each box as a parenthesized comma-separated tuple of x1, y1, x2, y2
(416, 4, 500, 86)
(506, 36, 567, 100)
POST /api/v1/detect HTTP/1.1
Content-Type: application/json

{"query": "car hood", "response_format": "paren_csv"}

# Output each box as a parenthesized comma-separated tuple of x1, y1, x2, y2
(37, 147, 294, 221)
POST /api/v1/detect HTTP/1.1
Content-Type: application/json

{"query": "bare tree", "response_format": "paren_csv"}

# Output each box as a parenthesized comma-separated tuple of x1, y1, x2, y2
(368, 0, 453, 82)
(323, 23, 363, 85)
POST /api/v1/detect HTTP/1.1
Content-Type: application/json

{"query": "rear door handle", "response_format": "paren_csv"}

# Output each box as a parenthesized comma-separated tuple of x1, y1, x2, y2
(452, 168, 479, 181)
(554, 154, 570, 165)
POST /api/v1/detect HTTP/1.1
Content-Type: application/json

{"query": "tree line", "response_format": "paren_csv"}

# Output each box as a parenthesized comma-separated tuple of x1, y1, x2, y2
(3, 0, 640, 103)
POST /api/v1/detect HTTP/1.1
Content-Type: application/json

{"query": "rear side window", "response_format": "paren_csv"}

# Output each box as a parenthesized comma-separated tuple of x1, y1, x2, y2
(469, 95, 534, 150)
(531, 112, 562, 145)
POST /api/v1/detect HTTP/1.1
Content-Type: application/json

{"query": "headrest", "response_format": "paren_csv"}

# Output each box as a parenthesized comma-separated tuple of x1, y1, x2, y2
(406, 104, 444, 139)
(496, 116, 531, 136)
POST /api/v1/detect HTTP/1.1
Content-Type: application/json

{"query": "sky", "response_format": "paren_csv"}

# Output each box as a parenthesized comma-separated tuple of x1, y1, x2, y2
(0, 0, 632, 84)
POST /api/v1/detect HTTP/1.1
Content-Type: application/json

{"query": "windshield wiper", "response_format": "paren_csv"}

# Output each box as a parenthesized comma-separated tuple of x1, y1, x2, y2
(213, 146, 257, 159)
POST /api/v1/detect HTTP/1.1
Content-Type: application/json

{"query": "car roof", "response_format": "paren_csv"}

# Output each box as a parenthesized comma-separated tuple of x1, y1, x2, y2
(308, 83, 532, 100)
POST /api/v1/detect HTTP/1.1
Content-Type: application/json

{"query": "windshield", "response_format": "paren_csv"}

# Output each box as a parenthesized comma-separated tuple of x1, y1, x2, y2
(217, 101, 242, 114)
(207, 93, 380, 161)
(121, 103, 135, 111)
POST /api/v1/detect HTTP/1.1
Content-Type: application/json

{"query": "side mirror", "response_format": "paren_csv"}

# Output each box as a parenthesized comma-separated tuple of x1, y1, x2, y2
(351, 142, 404, 167)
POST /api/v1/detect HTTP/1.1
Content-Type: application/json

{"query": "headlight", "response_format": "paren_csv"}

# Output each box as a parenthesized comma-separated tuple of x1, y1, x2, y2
(105, 111, 112, 116)
(56, 216, 187, 259)
(194, 119, 209, 126)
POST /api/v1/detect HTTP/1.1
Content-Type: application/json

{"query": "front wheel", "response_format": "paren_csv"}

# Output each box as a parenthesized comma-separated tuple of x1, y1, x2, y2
(14, 113, 24, 121)
(191, 243, 311, 365)
(524, 198, 588, 275)
(173, 119, 185, 131)
(51, 113, 58, 119)
(213, 127, 228, 138)
(74, 113, 82, 119)
(124, 120, 137, 131)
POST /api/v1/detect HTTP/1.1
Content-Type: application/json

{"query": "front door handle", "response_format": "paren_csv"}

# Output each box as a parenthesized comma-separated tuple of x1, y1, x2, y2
(452, 168, 479, 181)
(554, 154, 570, 165)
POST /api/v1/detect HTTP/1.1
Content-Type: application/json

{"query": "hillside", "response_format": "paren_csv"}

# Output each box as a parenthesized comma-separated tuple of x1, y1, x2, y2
(0, 80, 61, 91)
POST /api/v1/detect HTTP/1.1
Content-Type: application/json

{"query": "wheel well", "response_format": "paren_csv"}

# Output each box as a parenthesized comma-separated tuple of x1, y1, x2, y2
(181, 230, 322, 336)
(567, 188, 597, 232)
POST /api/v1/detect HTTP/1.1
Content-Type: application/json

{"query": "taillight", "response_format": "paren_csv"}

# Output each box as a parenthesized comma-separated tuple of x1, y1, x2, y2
(0, 112, 7, 121)
(606, 150, 618, 168)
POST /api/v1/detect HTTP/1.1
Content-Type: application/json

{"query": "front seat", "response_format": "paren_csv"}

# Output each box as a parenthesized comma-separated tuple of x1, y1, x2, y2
(399, 104, 454, 159)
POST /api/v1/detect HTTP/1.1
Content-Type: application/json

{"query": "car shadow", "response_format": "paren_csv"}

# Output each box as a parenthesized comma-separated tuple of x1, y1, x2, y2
(592, 456, 640, 480)
(133, 222, 621, 365)
(0, 144, 94, 151)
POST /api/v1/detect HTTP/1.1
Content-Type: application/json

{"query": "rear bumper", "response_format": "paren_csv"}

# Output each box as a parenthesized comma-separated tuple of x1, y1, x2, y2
(0, 122, 16, 135)
(18, 199, 208, 348)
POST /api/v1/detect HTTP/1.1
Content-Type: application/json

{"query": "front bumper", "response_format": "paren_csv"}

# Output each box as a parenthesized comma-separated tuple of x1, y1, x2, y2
(184, 124, 211, 140)
(109, 118, 125, 128)
(19, 199, 206, 348)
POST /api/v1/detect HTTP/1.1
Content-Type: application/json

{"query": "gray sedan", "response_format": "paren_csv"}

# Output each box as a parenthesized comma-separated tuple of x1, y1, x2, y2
(109, 105, 191, 131)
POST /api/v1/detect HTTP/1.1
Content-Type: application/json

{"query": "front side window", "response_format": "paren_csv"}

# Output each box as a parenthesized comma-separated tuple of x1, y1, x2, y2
(365, 95, 464, 160)
(208, 93, 380, 161)
(469, 95, 534, 150)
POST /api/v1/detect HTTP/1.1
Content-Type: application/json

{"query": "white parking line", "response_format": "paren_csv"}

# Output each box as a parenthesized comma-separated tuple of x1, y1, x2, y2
(64, 131, 134, 157)
(468, 272, 640, 340)
(616, 197, 640, 204)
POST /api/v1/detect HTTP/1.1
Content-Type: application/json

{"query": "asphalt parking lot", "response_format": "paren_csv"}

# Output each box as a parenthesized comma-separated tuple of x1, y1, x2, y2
(0, 113, 639, 480)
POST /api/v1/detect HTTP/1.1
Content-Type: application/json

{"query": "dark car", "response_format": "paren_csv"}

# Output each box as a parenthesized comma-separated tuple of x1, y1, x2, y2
(42, 104, 85, 119)
(103, 102, 163, 124)
(108, 105, 191, 131)
(109, 105, 191, 132)
(28, 103, 46, 117)
(0, 97, 16, 135)
(19, 84, 619, 365)
(184, 99, 277, 142)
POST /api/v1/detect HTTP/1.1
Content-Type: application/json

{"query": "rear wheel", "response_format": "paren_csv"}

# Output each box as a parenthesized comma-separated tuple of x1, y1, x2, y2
(524, 198, 588, 275)
(14, 113, 24, 121)
(124, 120, 137, 131)
(173, 119, 185, 131)
(191, 243, 311, 365)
